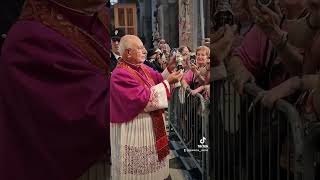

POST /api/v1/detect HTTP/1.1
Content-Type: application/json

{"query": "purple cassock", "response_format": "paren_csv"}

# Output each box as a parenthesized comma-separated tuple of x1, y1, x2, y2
(0, 2, 110, 180)
(110, 62, 164, 123)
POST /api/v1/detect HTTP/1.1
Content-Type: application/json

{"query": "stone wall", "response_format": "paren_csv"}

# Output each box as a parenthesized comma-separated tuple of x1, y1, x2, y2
(178, 0, 193, 49)
(156, 0, 179, 48)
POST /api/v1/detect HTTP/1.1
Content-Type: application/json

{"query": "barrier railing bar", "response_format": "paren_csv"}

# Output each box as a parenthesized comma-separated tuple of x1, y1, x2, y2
(276, 112, 281, 180)
(168, 120, 203, 173)
(268, 111, 271, 180)
(252, 97, 256, 179)
(233, 88, 237, 180)
(168, 87, 210, 179)
(260, 103, 263, 180)
(244, 83, 304, 159)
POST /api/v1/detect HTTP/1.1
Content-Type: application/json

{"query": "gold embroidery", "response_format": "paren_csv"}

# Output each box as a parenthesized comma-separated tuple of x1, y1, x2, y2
(20, 0, 110, 76)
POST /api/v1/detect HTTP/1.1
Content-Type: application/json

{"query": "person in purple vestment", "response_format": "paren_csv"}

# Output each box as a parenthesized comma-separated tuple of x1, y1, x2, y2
(227, 0, 309, 94)
(0, 0, 110, 180)
(110, 35, 183, 180)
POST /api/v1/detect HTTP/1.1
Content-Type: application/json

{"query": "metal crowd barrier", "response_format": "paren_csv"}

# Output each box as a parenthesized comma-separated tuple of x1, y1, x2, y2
(209, 80, 320, 180)
(168, 87, 210, 180)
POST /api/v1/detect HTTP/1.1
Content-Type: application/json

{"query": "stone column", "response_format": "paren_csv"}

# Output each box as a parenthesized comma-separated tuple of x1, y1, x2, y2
(158, 0, 168, 41)
(205, 0, 211, 36)
(167, 0, 179, 48)
(178, 0, 193, 49)
(141, 0, 153, 49)
(155, 0, 179, 48)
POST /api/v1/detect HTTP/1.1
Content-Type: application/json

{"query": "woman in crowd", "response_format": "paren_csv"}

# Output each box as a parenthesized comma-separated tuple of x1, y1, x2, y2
(178, 45, 192, 71)
(145, 49, 164, 73)
(181, 45, 210, 98)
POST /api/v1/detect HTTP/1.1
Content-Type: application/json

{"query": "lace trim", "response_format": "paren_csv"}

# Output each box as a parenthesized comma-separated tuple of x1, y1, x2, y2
(118, 60, 170, 161)
(121, 145, 167, 175)
(144, 87, 160, 112)
(19, 0, 110, 76)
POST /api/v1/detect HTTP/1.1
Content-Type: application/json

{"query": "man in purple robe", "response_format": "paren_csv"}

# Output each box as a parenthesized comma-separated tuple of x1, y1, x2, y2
(0, 0, 110, 179)
(110, 35, 183, 180)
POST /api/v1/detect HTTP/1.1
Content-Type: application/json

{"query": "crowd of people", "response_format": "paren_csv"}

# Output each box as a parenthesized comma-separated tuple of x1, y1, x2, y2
(0, 0, 213, 179)
(0, 0, 320, 179)
(111, 31, 211, 101)
(221, 0, 320, 123)
(108, 28, 212, 180)
(210, 0, 320, 178)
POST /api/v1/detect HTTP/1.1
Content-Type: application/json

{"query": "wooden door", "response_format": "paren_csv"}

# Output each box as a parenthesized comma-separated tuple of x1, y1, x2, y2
(114, 3, 137, 35)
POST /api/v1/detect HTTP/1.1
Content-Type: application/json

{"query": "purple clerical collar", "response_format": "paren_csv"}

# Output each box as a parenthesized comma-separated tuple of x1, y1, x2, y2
(121, 59, 144, 71)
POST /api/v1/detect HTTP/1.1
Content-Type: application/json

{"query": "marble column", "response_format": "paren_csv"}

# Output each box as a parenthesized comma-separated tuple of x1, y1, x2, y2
(178, 0, 193, 49)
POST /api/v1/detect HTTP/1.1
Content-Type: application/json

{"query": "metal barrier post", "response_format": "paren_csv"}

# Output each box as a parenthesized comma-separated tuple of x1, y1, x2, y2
(210, 80, 308, 180)
(168, 87, 210, 180)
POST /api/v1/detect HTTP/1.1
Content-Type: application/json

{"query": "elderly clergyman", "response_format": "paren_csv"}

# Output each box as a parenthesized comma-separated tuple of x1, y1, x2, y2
(110, 35, 183, 180)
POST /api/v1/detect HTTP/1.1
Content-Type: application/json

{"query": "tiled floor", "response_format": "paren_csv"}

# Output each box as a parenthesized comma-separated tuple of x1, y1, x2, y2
(165, 110, 202, 180)
(168, 130, 202, 180)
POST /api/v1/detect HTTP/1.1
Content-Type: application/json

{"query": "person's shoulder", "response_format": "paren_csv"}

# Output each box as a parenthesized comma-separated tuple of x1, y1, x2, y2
(111, 66, 131, 79)
(244, 24, 265, 38)
(239, 24, 267, 49)
(6, 21, 62, 44)
(287, 16, 318, 48)
(110, 53, 117, 63)
(285, 17, 306, 32)
(110, 67, 141, 86)
(185, 69, 193, 74)
(183, 69, 193, 76)
(143, 60, 153, 67)
(110, 52, 116, 58)
(3, 20, 82, 54)
(1, 20, 84, 63)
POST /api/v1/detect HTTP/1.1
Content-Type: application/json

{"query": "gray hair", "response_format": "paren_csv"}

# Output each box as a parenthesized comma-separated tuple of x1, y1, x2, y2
(119, 35, 138, 56)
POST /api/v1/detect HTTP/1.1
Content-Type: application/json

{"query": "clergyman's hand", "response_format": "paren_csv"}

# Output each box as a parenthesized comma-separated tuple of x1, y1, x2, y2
(167, 71, 183, 84)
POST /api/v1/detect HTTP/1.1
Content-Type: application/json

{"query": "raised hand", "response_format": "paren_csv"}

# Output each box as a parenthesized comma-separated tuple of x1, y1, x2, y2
(190, 63, 199, 74)
(166, 55, 177, 72)
(166, 71, 183, 84)
(210, 24, 238, 64)
(252, 5, 282, 37)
